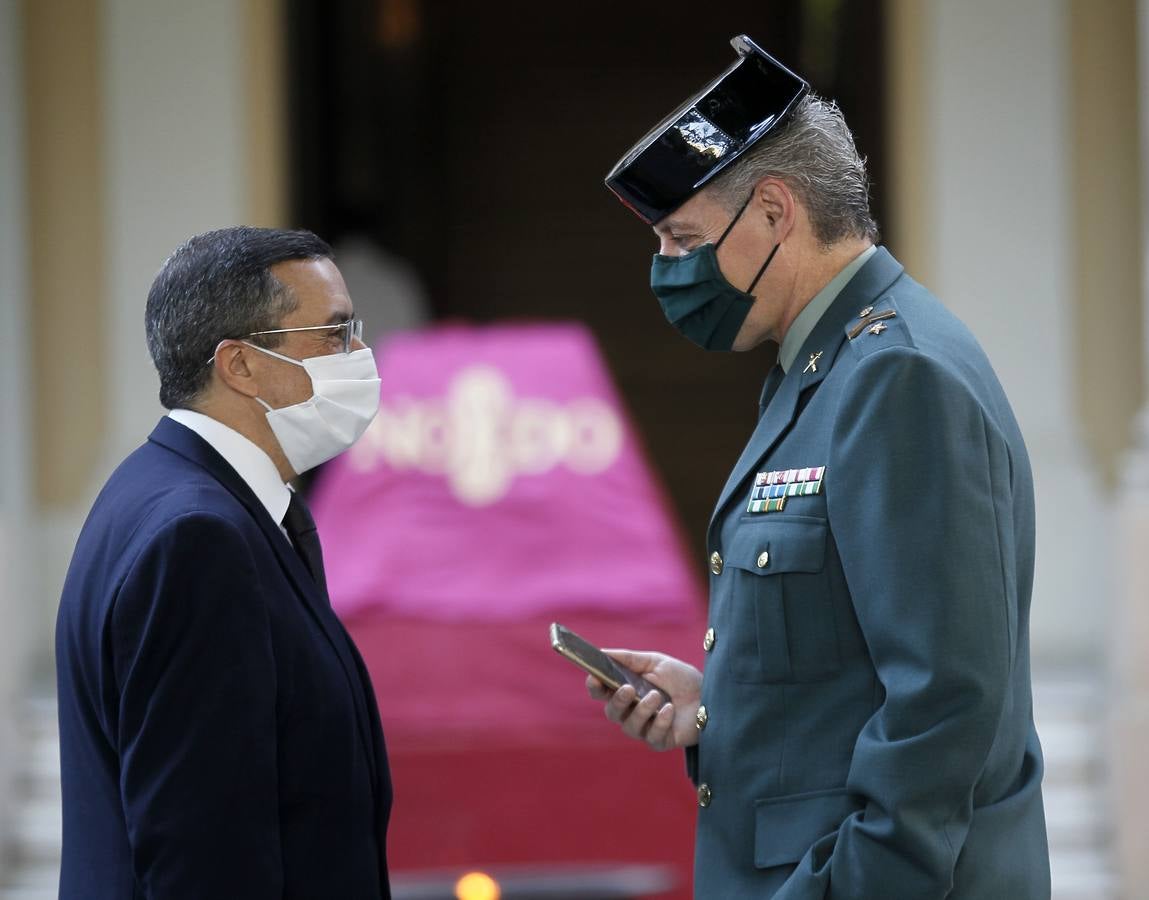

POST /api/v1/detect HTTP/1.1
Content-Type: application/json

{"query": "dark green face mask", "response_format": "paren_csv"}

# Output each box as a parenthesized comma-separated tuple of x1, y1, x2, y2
(650, 192, 780, 351)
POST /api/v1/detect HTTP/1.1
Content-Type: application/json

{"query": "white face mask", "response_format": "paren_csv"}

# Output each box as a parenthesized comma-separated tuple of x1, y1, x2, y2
(245, 342, 381, 475)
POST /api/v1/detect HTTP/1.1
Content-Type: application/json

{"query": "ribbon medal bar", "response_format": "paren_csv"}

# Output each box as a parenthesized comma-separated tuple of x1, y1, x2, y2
(747, 466, 825, 513)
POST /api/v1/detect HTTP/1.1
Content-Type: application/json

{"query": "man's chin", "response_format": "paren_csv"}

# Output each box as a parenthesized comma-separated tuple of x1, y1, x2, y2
(730, 328, 773, 353)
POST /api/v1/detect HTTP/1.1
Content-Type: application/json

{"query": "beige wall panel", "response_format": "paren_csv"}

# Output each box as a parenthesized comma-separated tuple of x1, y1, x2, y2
(22, 0, 106, 508)
(244, 0, 288, 228)
(885, 0, 934, 286)
(1070, 0, 1143, 487)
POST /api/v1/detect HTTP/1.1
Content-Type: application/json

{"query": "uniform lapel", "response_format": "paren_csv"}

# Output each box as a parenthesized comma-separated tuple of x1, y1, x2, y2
(149, 417, 381, 790)
(708, 248, 905, 529)
(712, 365, 802, 522)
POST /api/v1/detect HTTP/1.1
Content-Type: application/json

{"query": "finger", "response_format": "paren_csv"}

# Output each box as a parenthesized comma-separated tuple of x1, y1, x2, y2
(604, 684, 638, 724)
(619, 689, 664, 740)
(586, 675, 611, 701)
(636, 698, 667, 738)
(643, 702, 675, 750)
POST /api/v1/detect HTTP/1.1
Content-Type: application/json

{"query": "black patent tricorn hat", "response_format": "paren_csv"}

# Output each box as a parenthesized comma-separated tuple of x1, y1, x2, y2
(605, 36, 809, 225)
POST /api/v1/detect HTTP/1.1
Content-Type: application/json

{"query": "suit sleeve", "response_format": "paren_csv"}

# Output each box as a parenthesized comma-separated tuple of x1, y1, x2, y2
(111, 511, 283, 898)
(778, 347, 1014, 899)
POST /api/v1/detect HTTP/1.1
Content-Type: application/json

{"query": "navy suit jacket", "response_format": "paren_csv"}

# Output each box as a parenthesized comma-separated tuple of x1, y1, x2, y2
(690, 248, 1050, 897)
(56, 417, 392, 899)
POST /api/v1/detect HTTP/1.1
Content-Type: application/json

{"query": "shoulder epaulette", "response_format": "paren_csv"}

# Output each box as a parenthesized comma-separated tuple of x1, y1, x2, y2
(843, 296, 910, 356)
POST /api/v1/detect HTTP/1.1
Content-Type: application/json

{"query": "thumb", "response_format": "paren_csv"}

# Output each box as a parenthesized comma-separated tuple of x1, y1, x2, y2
(603, 648, 656, 674)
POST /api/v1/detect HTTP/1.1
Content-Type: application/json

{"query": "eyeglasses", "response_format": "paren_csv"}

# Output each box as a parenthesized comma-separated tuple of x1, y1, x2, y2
(204, 318, 365, 366)
(247, 318, 365, 354)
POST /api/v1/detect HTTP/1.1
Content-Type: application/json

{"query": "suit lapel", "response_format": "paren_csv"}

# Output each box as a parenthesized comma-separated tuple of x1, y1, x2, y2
(709, 248, 905, 528)
(148, 417, 381, 790)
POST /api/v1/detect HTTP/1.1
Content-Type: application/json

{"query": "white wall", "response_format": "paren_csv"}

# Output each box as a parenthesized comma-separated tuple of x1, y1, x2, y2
(926, 0, 1106, 666)
(102, 0, 248, 462)
(1111, 3, 1149, 888)
(0, 0, 34, 852)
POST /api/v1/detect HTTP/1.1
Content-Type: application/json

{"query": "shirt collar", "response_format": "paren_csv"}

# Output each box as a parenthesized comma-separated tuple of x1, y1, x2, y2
(168, 408, 292, 527)
(778, 244, 878, 373)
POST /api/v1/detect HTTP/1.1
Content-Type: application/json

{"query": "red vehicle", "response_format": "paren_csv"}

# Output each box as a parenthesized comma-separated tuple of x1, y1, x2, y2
(312, 323, 707, 899)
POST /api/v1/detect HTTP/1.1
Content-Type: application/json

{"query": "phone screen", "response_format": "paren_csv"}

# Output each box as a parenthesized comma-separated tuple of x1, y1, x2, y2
(550, 623, 669, 704)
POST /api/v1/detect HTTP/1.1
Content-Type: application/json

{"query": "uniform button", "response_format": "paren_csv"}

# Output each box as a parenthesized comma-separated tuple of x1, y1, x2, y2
(695, 705, 708, 730)
(756, 550, 770, 569)
(698, 783, 712, 807)
(709, 551, 723, 575)
(703, 627, 716, 652)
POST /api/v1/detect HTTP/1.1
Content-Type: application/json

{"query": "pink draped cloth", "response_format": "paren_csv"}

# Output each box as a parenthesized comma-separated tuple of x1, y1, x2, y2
(310, 322, 703, 621)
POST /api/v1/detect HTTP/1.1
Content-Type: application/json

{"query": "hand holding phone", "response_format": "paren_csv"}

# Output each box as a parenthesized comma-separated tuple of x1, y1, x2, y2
(550, 622, 671, 705)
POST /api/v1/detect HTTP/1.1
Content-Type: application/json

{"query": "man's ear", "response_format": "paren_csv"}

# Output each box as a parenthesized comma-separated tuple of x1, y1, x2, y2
(211, 341, 262, 399)
(753, 177, 797, 240)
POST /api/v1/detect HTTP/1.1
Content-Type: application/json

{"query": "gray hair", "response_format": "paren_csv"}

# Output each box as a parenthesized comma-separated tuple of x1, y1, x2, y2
(144, 226, 333, 410)
(707, 94, 879, 247)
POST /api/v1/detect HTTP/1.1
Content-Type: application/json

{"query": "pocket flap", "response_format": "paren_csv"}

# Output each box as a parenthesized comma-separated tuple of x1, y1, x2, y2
(754, 787, 861, 869)
(726, 517, 827, 575)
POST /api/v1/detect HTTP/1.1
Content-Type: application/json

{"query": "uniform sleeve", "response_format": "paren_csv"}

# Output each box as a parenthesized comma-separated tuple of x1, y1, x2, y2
(111, 511, 283, 898)
(778, 347, 1014, 899)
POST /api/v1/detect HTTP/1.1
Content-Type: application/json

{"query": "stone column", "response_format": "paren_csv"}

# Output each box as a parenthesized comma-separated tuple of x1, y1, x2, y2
(926, 0, 1110, 667)
(1111, 3, 1149, 891)
(0, 0, 33, 851)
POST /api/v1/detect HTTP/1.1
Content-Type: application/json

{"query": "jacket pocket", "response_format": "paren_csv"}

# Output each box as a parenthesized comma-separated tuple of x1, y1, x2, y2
(725, 516, 836, 683)
(754, 787, 862, 869)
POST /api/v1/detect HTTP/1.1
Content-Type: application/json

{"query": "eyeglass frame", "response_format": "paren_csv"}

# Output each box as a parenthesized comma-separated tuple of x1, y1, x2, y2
(247, 317, 365, 354)
(205, 317, 365, 365)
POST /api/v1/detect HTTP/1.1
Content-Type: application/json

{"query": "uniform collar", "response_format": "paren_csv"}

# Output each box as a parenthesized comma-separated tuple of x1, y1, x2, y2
(778, 244, 877, 373)
(167, 408, 292, 528)
(709, 246, 904, 528)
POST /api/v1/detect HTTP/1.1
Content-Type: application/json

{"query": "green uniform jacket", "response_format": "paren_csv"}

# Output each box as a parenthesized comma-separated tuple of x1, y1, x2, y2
(689, 248, 1050, 898)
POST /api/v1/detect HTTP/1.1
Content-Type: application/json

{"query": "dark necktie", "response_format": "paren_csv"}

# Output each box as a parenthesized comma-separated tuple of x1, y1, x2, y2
(282, 490, 329, 602)
(282, 490, 381, 805)
(758, 363, 785, 418)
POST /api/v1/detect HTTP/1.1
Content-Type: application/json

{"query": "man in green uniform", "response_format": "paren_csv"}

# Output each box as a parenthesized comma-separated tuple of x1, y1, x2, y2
(588, 36, 1051, 898)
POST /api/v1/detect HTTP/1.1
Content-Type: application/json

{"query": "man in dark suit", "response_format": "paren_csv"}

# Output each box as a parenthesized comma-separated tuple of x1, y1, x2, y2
(588, 38, 1050, 897)
(56, 227, 391, 898)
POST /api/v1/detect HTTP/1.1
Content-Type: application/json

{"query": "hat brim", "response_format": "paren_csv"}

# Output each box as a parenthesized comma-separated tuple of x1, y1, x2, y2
(605, 36, 809, 225)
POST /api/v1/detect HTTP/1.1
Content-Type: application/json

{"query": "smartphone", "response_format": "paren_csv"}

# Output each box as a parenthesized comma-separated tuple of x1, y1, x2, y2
(550, 622, 671, 705)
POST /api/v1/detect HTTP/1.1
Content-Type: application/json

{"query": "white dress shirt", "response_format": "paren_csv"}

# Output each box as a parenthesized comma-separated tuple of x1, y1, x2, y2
(168, 408, 292, 540)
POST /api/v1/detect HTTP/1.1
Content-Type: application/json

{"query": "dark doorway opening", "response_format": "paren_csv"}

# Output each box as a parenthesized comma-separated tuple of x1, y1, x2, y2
(286, 0, 887, 547)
